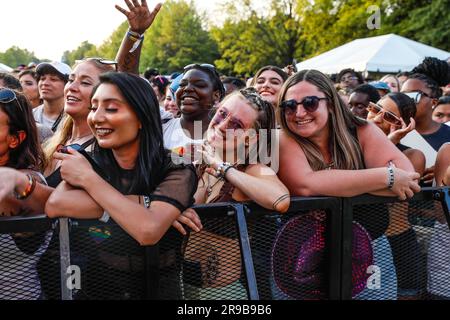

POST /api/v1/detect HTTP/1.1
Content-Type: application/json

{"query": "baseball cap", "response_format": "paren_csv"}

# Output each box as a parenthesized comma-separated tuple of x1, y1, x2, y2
(369, 81, 391, 92)
(36, 61, 72, 81)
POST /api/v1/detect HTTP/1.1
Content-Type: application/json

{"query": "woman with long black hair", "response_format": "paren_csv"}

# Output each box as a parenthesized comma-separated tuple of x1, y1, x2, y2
(46, 72, 197, 299)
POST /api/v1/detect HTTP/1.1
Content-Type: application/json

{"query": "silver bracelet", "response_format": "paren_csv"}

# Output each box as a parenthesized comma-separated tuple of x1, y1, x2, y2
(99, 211, 110, 223)
(387, 166, 395, 189)
(216, 162, 232, 180)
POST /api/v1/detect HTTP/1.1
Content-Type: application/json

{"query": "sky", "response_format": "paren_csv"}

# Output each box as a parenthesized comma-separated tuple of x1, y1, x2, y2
(0, 0, 223, 62)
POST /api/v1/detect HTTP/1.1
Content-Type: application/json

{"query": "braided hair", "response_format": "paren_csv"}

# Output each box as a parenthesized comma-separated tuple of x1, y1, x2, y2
(410, 57, 450, 98)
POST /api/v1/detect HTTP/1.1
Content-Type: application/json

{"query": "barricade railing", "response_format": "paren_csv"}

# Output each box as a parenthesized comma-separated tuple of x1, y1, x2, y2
(0, 187, 448, 300)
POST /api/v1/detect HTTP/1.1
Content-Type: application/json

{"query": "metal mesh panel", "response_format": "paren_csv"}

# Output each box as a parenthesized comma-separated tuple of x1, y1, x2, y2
(248, 210, 329, 300)
(179, 214, 248, 300)
(36, 229, 61, 300)
(0, 226, 54, 300)
(68, 222, 147, 300)
(351, 199, 450, 300)
(157, 229, 185, 300)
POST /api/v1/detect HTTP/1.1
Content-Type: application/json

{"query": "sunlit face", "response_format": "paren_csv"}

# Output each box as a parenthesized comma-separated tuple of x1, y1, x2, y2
(383, 76, 399, 93)
(0, 109, 14, 166)
(64, 62, 102, 120)
(348, 92, 370, 119)
(176, 69, 217, 118)
(19, 74, 39, 104)
(254, 70, 284, 106)
(207, 95, 258, 152)
(401, 78, 434, 120)
(88, 83, 141, 156)
(283, 81, 329, 141)
(163, 87, 180, 117)
(432, 103, 450, 123)
(366, 96, 401, 135)
(38, 73, 65, 102)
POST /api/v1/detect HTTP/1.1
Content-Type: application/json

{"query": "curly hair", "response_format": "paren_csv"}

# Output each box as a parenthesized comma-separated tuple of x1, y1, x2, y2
(410, 57, 450, 98)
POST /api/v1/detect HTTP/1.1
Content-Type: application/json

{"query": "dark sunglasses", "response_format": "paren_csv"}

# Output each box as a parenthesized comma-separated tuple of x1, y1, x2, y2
(280, 96, 328, 114)
(76, 57, 118, 71)
(0, 88, 24, 111)
(403, 90, 431, 104)
(366, 102, 402, 126)
(0, 88, 17, 103)
(213, 108, 244, 130)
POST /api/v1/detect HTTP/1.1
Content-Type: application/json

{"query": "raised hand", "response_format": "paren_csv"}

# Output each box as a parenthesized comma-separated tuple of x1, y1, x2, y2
(115, 0, 162, 34)
(387, 117, 415, 145)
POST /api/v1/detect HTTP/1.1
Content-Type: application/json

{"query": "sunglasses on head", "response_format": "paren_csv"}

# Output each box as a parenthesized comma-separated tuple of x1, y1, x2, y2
(366, 102, 402, 126)
(183, 63, 220, 77)
(280, 96, 328, 114)
(76, 57, 118, 71)
(403, 90, 431, 104)
(213, 108, 244, 130)
(0, 88, 18, 104)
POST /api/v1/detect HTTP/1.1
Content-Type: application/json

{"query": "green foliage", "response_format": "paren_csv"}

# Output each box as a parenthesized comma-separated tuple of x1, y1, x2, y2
(8, 0, 444, 77)
(62, 41, 99, 67)
(383, 0, 450, 51)
(96, 22, 129, 60)
(0, 46, 40, 68)
(140, 0, 219, 74)
(212, 0, 308, 77)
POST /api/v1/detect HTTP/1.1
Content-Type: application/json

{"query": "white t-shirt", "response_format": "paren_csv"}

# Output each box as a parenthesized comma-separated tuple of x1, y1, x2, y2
(162, 118, 204, 151)
(32, 105, 57, 131)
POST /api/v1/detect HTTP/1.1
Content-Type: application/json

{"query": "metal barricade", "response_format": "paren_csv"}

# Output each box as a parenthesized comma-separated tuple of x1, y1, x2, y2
(0, 187, 449, 300)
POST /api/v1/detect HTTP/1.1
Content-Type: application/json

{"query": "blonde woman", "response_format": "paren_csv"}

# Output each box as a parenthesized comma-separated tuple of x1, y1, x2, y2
(277, 70, 420, 299)
(177, 88, 290, 299)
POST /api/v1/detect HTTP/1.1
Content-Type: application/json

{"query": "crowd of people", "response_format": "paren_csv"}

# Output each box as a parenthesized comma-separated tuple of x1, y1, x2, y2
(0, 0, 449, 301)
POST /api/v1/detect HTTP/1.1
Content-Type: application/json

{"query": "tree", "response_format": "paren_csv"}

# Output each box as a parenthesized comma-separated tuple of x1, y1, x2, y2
(62, 41, 99, 66)
(211, 0, 309, 77)
(139, 0, 219, 74)
(0, 46, 40, 68)
(383, 0, 450, 51)
(96, 22, 129, 60)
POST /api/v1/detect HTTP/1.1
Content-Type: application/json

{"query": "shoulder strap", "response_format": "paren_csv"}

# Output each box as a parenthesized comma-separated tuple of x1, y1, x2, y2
(80, 138, 96, 150)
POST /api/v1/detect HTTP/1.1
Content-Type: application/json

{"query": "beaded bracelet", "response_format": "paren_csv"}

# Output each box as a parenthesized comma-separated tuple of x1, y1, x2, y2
(14, 173, 36, 200)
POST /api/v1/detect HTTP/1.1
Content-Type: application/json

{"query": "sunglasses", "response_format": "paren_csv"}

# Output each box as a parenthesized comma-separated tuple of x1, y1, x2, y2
(0, 88, 25, 111)
(212, 108, 244, 130)
(76, 57, 118, 71)
(0, 88, 17, 104)
(280, 96, 328, 114)
(183, 63, 220, 77)
(366, 102, 402, 126)
(403, 90, 431, 104)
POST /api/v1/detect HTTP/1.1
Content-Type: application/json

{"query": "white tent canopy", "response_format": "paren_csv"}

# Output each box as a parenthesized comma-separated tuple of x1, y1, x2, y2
(0, 63, 13, 73)
(295, 34, 450, 74)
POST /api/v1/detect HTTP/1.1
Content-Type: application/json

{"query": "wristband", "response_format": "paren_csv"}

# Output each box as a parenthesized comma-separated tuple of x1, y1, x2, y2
(14, 173, 36, 200)
(99, 211, 110, 223)
(387, 166, 395, 189)
(127, 29, 144, 53)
